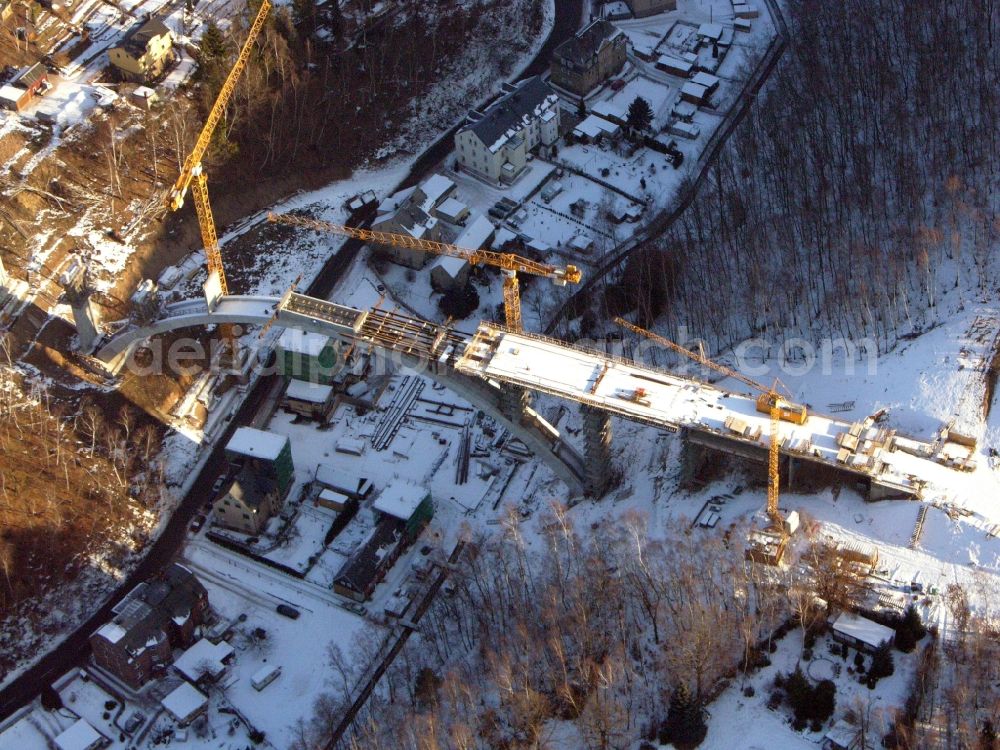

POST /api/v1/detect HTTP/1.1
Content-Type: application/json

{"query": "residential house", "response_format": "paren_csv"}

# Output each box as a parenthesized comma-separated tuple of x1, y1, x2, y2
(109, 17, 174, 83)
(54, 719, 107, 750)
(625, 0, 676, 17)
(372, 481, 434, 540)
(317, 487, 351, 512)
(656, 54, 693, 77)
(370, 175, 455, 268)
(0, 63, 49, 112)
(550, 19, 628, 97)
(172, 638, 235, 684)
(455, 76, 560, 184)
(315, 464, 373, 501)
(691, 71, 720, 96)
(680, 80, 708, 105)
(90, 564, 208, 688)
(430, 214, 494, 292)
(161, 682, 208, 726)
(823, 718, 873, 750)
(276, 328, 340, 384)
(283, 378, 337, 421)
(333, 518, 406, 601)
(696, 22, 724, 44)
(369, 173, 463, 268)
(224, 426, 295, 497)
(213, 463, 282, 535)
(830, 612, 895, 655)
(429, 255, 470, 293)
(434, 197, 470, 225)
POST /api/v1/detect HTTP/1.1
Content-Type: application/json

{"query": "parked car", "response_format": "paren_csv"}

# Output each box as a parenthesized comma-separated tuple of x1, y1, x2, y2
(276, 604, 301, 619)
(123, 710, 145, 733)
(189, 514, 206, 532)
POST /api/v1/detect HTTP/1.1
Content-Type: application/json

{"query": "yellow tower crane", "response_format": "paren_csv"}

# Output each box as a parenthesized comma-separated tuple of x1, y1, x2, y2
(266, 212, 582, 331)
(614, 317, 808, 562)
(167, 0, 272, 313)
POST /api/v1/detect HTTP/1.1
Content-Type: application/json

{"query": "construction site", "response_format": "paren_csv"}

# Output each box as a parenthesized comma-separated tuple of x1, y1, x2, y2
(4, 0, 1000, 747)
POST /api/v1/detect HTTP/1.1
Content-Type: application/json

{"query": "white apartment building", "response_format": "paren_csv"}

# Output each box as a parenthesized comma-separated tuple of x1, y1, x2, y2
(455, 76, 560, 185)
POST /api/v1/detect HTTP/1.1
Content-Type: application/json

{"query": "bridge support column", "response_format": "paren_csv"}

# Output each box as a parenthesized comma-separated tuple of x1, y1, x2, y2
(582, 405, 612, 497)
(499, 384, 531, 423)
(61, 259, 101, 353)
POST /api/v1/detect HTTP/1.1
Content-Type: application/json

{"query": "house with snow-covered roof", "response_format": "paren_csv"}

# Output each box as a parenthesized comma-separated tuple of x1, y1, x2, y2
(224, 427, 294, 496)
(455, 76, 560, 185)
(429, 214, 496, 292)
(831, 612, 895, 654)
(550, 19, 628, 97)
(370, 174, 457, 268)
(161, 681, 208, 726)
(173, 637, 235, 684)
(372, 481, 434, 539)
(89, 563, 208, 688)
(54, 719, 106, 750)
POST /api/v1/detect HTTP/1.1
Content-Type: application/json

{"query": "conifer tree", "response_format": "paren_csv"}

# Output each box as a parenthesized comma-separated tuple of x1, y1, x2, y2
(869, 641, 895, 681)
(626, 96, 653, 134)
(664, 683, 707, 749)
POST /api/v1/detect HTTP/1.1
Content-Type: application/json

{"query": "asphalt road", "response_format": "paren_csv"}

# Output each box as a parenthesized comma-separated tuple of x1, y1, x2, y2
(0, 0, 585, 722)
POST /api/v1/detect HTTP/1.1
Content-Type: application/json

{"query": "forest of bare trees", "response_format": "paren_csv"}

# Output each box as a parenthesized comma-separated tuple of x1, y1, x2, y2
(611, 0, 999, 354)
(281, 502, 1000, 750)
(289, 507, 822, 750)
(200, 0, 545, 183)
(0, 338, 167, 675)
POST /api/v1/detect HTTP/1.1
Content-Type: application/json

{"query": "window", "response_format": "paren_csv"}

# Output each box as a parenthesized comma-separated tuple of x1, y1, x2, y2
(242, 513, 250, 520)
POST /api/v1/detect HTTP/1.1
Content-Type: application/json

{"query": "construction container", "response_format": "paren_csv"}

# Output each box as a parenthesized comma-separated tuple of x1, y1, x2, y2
(755, 393, 808, 424)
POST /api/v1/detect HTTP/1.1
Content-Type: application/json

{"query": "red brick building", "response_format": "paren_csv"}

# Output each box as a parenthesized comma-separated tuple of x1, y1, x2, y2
(90, 563, 208, 688)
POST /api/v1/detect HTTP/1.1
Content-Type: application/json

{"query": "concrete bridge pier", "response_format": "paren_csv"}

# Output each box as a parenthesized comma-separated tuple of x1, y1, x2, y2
(582, 405, 613, 497)
(499, 383, 532, 423)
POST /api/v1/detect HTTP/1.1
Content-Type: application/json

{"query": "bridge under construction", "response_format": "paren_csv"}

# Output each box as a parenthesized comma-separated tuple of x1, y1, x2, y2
(98, 293, 974, 501)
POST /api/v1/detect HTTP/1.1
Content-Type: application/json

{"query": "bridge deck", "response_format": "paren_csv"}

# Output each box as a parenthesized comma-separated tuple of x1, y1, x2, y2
(456, 324, 951, 499)
(98, 295, 973, 501)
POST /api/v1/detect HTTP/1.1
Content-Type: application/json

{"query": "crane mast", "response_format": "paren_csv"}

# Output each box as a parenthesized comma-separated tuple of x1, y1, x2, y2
(168, 0, 273, 300)
(267, 212, 582, 331)
(614, 317, 805, 557)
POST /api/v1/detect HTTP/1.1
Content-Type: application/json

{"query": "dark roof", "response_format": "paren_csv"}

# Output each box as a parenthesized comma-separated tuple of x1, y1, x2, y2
(333, 518, 404, 595)
(148, 563, 207, 620)
(98, 563, 205, 656)
(459, 76, 554, 150)
(123, 16, 171, 55)
(134, 16, 171, 41)
(553, 19, 624, 66)
(226, 464, 276, 512)
(15, 63, 47, 89)
(116, 600, 169, 657)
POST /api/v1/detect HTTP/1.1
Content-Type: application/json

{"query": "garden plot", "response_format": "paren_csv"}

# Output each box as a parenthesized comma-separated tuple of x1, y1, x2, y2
(596, 74, 679, 132)
(174, 559, 373, 746)
(557, 141, 688, 210)
(517, 172, 642, 253)
(700, 624, 920, 750)
(259, 504, 334, 574)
